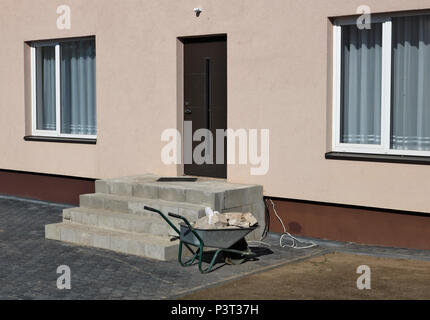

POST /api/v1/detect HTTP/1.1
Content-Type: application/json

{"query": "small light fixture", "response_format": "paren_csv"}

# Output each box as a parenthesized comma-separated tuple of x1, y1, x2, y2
(194, 7, 202, 17)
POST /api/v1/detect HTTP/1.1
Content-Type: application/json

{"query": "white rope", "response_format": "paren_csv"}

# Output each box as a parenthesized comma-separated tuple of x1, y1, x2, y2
(267, 199, 318, 250)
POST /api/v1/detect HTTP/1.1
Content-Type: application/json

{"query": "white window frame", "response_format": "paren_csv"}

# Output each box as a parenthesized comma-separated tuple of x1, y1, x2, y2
(30, 40, 97, 139)
(332, 15, 430, 157)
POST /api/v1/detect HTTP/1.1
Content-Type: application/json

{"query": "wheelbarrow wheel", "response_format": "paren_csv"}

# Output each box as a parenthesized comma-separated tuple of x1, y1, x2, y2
(224, 239, 252, 265)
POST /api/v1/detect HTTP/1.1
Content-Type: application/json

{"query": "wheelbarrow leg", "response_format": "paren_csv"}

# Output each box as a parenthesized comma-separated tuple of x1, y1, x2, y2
(224, 238, 253, 265)
(198, 248, 223, 274)
(178, 241, 222, 274)
(183, 239, 256, 274)
(178, 241, 203, 267)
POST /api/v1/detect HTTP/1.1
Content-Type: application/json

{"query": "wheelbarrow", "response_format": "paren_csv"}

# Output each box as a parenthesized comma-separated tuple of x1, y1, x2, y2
(144, 206, 257, 274)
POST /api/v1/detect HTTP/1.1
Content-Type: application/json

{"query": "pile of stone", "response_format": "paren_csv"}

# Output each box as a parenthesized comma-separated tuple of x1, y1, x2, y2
(192, 208, 258, 230)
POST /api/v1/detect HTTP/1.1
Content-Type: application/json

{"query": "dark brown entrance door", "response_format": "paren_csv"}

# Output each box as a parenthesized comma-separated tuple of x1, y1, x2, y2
(183, 36, 227, 178)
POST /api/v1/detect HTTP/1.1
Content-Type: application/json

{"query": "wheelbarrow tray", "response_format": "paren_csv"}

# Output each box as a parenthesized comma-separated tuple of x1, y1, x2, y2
(180, 223, 258, 249)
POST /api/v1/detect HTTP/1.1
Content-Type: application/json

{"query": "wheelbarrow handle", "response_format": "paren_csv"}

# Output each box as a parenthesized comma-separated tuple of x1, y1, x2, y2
(144, 206, 205, 247)
(168, 213, 205, 247)
(168, 212, 195, 229)
(144, 206, 160, 214)
(143, 206, 181, 236)
(168, 212, 194, 230)
(168, 212, 184, 220)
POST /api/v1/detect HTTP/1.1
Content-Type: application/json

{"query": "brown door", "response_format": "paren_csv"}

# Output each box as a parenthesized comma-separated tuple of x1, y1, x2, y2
(183, 36, 227, 178)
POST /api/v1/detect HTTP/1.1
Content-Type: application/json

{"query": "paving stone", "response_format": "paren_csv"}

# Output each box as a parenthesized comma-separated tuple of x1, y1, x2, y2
(102, 197, 129, 213)
(97, 213, 115, 230)
(133, 184, 159, 199)
(95, 180, 110, 194)
(110, 237, 129, 253)
(110, 182, 134, 196)
(93, 233, 111, 249)
(158, 186, 187, 202)
(224, 186, 263, 209)
(185, 189, 225, 210)
(60, 227, 77, 242)
(79, 194, 104, 209)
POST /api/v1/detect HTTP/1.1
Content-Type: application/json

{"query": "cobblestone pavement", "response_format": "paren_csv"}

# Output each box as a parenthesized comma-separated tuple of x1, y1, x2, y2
(0, 196, 329, 299)
(0, 196, 429, 300)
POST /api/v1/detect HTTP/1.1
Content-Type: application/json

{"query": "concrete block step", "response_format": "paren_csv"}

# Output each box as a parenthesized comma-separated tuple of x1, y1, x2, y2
(79, 193, 207, 221)
(95, 175, 263, 211)
(62, 207, 180, 237)
(45, 222, 179, 261)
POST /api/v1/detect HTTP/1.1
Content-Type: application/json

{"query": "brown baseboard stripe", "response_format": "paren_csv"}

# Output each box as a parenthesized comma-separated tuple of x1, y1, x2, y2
(0, 169, 95, 205)
(265, 197, 430, 250)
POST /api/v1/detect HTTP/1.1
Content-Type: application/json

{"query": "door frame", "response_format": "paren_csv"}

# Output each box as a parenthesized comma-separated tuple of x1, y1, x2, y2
(176, 34, 227, 178)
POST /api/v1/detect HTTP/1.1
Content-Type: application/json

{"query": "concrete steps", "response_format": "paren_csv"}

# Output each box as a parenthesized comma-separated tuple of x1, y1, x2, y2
(45, 174, 265, 261)
(95, 174, 263, 212)
(79, 193, 207, 221)
(63, 207, 180, 237)
(45, 222, 178, 261)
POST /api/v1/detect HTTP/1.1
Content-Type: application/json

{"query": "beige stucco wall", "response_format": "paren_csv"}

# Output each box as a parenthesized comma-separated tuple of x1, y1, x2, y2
(1, 0, 430, 213)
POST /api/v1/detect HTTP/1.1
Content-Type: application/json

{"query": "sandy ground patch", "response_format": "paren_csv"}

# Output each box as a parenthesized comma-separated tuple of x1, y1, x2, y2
(181, 252, 430, 300)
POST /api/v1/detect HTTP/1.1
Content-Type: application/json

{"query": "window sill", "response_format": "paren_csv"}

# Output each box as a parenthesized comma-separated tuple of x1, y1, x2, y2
(23, 136, 96, 144)
(325, 152, 430, 165)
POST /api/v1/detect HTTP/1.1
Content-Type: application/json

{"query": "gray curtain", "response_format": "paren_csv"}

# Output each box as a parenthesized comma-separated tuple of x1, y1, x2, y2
(391, 15, 430, 151)
(341, 23, 382, 144)
(61, 39, 96, 135)
(36, 46, 56, 131)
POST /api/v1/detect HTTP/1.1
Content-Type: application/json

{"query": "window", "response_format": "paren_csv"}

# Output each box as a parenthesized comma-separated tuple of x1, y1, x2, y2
(31, 37, 96, 138)
(333, 14, 430, 156)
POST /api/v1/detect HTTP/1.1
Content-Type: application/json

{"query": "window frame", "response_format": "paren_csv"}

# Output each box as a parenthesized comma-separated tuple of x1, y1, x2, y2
(332, 15, 430, 157)
(30, 38, 97, 140)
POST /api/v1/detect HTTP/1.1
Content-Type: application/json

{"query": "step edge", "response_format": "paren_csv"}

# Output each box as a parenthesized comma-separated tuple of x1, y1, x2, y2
(46, 221, 177, 246)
